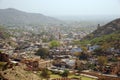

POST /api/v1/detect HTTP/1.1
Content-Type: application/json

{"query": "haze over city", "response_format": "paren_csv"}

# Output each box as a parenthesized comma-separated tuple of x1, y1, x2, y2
(0, 0, 120, 20)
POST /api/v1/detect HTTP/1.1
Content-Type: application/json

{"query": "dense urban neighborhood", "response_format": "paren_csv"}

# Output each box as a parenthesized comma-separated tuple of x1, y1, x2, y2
(0, 8, 120, 80)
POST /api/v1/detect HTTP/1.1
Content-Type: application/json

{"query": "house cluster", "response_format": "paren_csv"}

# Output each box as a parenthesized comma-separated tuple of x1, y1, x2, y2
(48, 42, 120, 77)
(0, 25, 120, 80)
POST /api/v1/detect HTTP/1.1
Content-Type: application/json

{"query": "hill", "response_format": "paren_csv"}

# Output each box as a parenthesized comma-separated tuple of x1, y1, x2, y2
(80, 18, 120, 49)
(0, 8, 61, 25)
(85, 18, 120, 39)
(90, 31, 120, 49)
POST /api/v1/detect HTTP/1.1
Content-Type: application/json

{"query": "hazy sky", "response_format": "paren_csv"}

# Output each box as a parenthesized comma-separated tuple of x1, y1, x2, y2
(0, 0, 120, 17)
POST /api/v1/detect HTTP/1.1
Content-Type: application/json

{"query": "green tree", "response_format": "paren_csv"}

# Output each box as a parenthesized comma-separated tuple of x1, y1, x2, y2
(79, 52, 88, 60)
(40, 68, 51, 80)
(35, 48, 49, 59)
(61, 70, 69, 77)
(49, 40, 60, 48)
(98, 56, 108, 66)
(93, 47, 104, 56)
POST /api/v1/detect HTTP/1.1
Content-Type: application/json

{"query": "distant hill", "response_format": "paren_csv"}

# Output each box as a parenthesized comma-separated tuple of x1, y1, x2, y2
(0, 8, 61, 25)
(85, 18, 120, 39)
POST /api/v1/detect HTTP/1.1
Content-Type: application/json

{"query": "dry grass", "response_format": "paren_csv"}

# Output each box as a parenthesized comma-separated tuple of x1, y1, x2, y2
(0, 63, 41, 80)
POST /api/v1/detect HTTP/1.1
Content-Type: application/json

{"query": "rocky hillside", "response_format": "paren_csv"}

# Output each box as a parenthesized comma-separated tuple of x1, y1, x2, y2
(0, 8, 61, 25)
(85, 18, 120, 39)
(80, 18, 120, 49)
(0, 63, 41, 80)
(90, 31, 120, 49)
